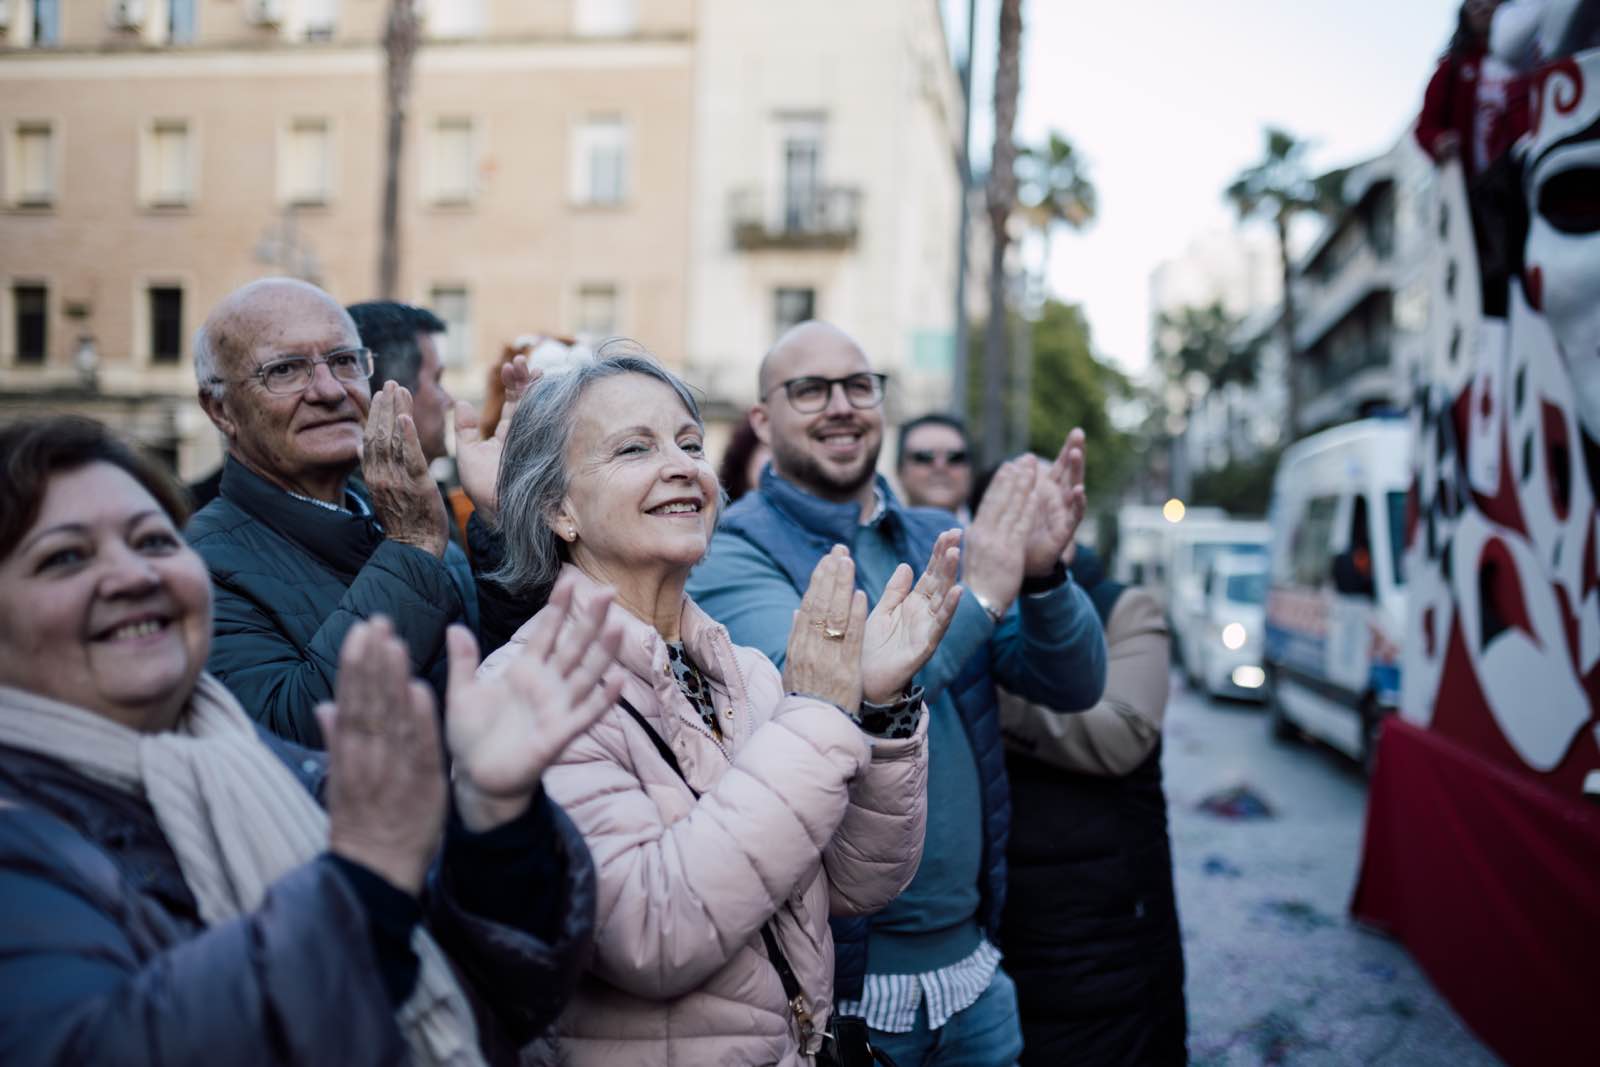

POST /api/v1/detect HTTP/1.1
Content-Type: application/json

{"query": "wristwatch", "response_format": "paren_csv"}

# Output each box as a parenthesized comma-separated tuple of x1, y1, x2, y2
(965, 585, 1005, 624)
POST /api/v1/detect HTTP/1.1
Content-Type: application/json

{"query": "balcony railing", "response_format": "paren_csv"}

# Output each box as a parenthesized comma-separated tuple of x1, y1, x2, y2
(730, 186, 861, 251)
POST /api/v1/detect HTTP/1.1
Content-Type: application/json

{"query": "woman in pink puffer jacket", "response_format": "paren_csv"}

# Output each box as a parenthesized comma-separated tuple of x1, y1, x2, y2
(478, 351, 961, 1066)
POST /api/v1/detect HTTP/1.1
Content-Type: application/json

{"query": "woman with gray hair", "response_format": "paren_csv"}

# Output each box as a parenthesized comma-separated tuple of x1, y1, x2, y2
(477, 347, 962, 1065)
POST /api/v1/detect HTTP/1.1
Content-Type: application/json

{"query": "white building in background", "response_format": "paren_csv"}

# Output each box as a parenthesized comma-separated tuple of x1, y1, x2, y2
(685, 0, 964, 421)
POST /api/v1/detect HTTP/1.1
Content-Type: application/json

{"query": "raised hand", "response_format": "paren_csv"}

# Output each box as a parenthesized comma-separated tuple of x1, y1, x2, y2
(455, 354, 542, 522)
(962, 459, 1039, 619)
(446, 573, 625, 831)
(1022, 428, 1088, 578)
(784, 545, 869, 715)
(861, 529, 964, 703)
(364, 380, 450, 558)
(320, 617, 448, 895)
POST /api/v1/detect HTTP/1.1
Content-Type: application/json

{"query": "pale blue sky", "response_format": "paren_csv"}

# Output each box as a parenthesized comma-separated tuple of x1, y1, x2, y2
(946, 0, 1463, 373)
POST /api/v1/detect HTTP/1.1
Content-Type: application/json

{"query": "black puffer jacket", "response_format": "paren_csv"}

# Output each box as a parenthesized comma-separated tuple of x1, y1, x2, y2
(186, 459, 477, 747)
(0, 731, 597, 1067)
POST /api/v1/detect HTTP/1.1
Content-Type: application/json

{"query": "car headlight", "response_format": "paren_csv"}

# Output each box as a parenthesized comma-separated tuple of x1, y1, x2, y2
(1222, 622, 1247, 650)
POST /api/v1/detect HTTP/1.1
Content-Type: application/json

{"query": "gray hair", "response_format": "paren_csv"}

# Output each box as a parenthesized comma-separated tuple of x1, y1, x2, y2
(489, 344, 713, 595)
(193, 323, 225, 400)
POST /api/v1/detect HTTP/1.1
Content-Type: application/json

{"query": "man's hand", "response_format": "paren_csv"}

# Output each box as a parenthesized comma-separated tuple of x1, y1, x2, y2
(455, 355, 541, 522)
(445, 574, 624, 832)
(1022, 427, 1088, 578)
(861, 529, 963, 703)
(365, 381, 450, 558)
(320, 617, 448, 896)
(963, 459, 1039, 618)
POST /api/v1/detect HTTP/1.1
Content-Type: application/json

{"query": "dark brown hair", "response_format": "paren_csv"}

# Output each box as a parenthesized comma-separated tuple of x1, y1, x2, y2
(0, 415, 190, 560)
(718, 416, 766, 502)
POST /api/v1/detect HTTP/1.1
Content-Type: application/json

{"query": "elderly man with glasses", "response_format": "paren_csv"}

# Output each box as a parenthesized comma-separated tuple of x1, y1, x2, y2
(187, 277, 477, 747)
(688, 320, 1106, 1067)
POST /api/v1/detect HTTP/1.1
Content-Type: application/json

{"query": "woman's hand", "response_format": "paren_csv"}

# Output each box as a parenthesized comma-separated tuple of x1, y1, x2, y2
(445, 573, 625, 831)
(783, 545, 869, 715)
(861, 529, 963, 703)
(319, 617, 447, 896)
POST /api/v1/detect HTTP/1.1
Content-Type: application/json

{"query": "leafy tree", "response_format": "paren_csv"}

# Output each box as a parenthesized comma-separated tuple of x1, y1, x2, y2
(1224, 127, 1344, 437)
(1027, 301, 1136, 500)
(1017, 131, 1098, 278)
(1189, 446, 1283, 517)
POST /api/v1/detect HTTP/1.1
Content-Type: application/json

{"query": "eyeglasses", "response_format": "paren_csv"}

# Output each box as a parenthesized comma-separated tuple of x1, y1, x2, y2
(765, 373, 888, 414)
(906, 448, 969, 467)
(223, 348, 375, 396)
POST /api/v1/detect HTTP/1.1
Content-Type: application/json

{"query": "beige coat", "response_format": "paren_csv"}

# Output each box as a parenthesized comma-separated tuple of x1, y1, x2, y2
(479, 566, 929, 1067)
(998, 588, 1170, 775)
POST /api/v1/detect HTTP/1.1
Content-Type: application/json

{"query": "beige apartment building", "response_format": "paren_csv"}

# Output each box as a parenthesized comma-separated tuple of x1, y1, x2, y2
(0, 0, 963, 474)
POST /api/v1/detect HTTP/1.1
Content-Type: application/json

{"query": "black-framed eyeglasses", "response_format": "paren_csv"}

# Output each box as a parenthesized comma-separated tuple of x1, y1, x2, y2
(906, 448, 969, 467)
(219, 347, 375, 396)
(765, 372, 888, 414)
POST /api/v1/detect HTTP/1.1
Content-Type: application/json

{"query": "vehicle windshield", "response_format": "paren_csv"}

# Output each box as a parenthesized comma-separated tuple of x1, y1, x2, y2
(1225, 571, 1268, 604)
(1387, 490, 1407, 586)
(1194, 542, 1266, 576)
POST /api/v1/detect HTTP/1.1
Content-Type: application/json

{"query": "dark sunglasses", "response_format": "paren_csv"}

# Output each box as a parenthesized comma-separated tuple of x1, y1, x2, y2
(906, 448, 969, 467)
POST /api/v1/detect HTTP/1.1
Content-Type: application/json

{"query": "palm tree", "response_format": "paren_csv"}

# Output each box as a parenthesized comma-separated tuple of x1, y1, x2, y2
(378, 0, 421, 298)
(1017, 131, 1097, 275)
(1156, 301, 1262, 466)
(1224, 127, 1343, 440)
(982, 0, 1023, 466)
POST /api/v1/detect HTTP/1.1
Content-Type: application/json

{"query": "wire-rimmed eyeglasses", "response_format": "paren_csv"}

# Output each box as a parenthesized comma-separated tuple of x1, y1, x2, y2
(216, 348, 375, 396)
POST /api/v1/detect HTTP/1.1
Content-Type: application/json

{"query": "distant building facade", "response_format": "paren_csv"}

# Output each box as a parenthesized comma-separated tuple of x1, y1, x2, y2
(1, 0, 963, 473)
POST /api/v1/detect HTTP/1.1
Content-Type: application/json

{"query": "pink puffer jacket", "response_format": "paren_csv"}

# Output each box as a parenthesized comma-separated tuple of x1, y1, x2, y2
(478, 566, 928, 1067)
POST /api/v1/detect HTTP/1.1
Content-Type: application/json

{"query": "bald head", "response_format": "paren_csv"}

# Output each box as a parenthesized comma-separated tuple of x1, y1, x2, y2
(758, 320, 870, 398)
(196, 278, 356, 397)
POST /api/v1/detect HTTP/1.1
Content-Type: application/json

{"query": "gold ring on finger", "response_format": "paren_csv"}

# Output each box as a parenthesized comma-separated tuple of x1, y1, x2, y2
(822, 624, 847, 641)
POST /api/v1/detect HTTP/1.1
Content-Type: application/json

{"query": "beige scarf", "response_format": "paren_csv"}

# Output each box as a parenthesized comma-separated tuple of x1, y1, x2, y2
(0, 674, 485, 1067)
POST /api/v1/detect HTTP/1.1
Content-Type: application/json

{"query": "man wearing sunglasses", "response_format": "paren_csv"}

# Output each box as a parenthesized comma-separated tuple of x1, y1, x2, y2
(187, 278, 472, 747)
(689, 320, 1106, 1067)
(897, 414, 975, 518)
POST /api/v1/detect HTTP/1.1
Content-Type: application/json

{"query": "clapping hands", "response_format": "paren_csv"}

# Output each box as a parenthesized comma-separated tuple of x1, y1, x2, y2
(454, 353, 541, 522)
(1022, 427, 1087, 576)
(861, 529, 963, 703)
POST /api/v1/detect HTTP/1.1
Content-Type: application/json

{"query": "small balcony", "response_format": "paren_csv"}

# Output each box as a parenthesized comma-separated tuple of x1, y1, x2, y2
(730, 186, 861, 251)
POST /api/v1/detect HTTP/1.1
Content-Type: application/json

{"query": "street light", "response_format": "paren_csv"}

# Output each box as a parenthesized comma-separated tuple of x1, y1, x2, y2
(1163, 498, 1186, 524)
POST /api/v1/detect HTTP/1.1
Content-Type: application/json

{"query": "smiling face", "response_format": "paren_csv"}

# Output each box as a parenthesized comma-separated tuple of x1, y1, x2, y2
(0, 462, 212, 732)
(555, 373, 720, 587)
(200, 281, 371, 499)
(752, 322, 884, 507)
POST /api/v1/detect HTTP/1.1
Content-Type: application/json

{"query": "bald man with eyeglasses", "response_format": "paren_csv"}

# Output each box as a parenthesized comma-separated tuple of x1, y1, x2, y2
(186, 277, 478, 747)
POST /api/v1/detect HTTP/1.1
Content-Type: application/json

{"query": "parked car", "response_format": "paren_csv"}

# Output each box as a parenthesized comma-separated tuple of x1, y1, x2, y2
(1263, 417, 1409, 771)
(1168, 518, 1269, 686)
(1193, 554, 1269, 701)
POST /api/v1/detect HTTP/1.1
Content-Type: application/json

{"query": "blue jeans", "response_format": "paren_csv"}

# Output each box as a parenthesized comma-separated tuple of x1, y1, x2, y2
(867, 968, 1024, 1067)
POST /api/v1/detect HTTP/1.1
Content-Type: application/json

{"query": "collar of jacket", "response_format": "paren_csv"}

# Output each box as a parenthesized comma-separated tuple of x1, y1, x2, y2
(217, 456, 385, 579)
(754, 465, 906, 546)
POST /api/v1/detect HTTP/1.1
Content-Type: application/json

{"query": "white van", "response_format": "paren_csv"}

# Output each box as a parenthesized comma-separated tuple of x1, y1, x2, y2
(1263, 417, 1410, 770)
(1168, 518, 1269, 686)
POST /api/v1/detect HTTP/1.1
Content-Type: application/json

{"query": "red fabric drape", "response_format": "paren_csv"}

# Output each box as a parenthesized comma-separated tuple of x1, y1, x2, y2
(1352, 718, 1600, 1067)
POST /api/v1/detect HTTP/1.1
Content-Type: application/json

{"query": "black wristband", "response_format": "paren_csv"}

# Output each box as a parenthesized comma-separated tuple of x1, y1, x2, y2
(1020, 561, 1069, 597)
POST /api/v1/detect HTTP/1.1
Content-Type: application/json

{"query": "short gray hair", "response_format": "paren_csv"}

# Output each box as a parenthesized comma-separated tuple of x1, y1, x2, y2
(489, 345, 712, 595)
(193, 324, 225, 400)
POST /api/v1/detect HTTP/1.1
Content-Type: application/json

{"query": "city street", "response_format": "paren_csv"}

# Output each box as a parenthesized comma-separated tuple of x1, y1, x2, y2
(1162, 677, 1502, 1066)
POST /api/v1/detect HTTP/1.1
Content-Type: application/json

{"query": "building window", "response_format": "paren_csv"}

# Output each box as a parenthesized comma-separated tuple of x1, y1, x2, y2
(148, 286, 183, 364)
(779, 115, 825, 232)
(429, 285, 471, 367)
(574, 284, 618, 344)
(141, 119, 195, 207)
(570, 117, 628, 206)
(280, 118, 332, 206)
(7, 122, 55, 207)
(168, 0, 197, 42)
(427, 0, 484, 38)
(13, 284, 47, 364)
(774, 287, 815, 338)
(574, 0, 636, 36)
(427, 117, 477, 205)
(31, 0, 61, 45)
(301, 0, 337, 40)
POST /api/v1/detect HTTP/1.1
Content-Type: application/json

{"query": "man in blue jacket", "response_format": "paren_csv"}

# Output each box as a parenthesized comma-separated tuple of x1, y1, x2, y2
(688, 321, 1107, 1066)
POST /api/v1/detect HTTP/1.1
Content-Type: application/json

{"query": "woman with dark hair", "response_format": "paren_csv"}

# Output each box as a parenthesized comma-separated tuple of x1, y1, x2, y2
(717, 415, 770, 502)
(1416, 0, 1510, 181)
(0, 415, 606, 1065)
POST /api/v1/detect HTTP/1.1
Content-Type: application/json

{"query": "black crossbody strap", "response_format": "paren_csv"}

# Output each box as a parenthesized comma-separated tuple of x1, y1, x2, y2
(614, 697, 814, 1028)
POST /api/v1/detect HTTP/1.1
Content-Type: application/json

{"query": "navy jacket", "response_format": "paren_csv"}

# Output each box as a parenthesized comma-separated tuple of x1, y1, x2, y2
(688, 469, 1106, 998)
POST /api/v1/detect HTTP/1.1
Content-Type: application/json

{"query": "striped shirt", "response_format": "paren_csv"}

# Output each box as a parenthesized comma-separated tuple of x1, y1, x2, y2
(836, 939, 1003, 1033)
